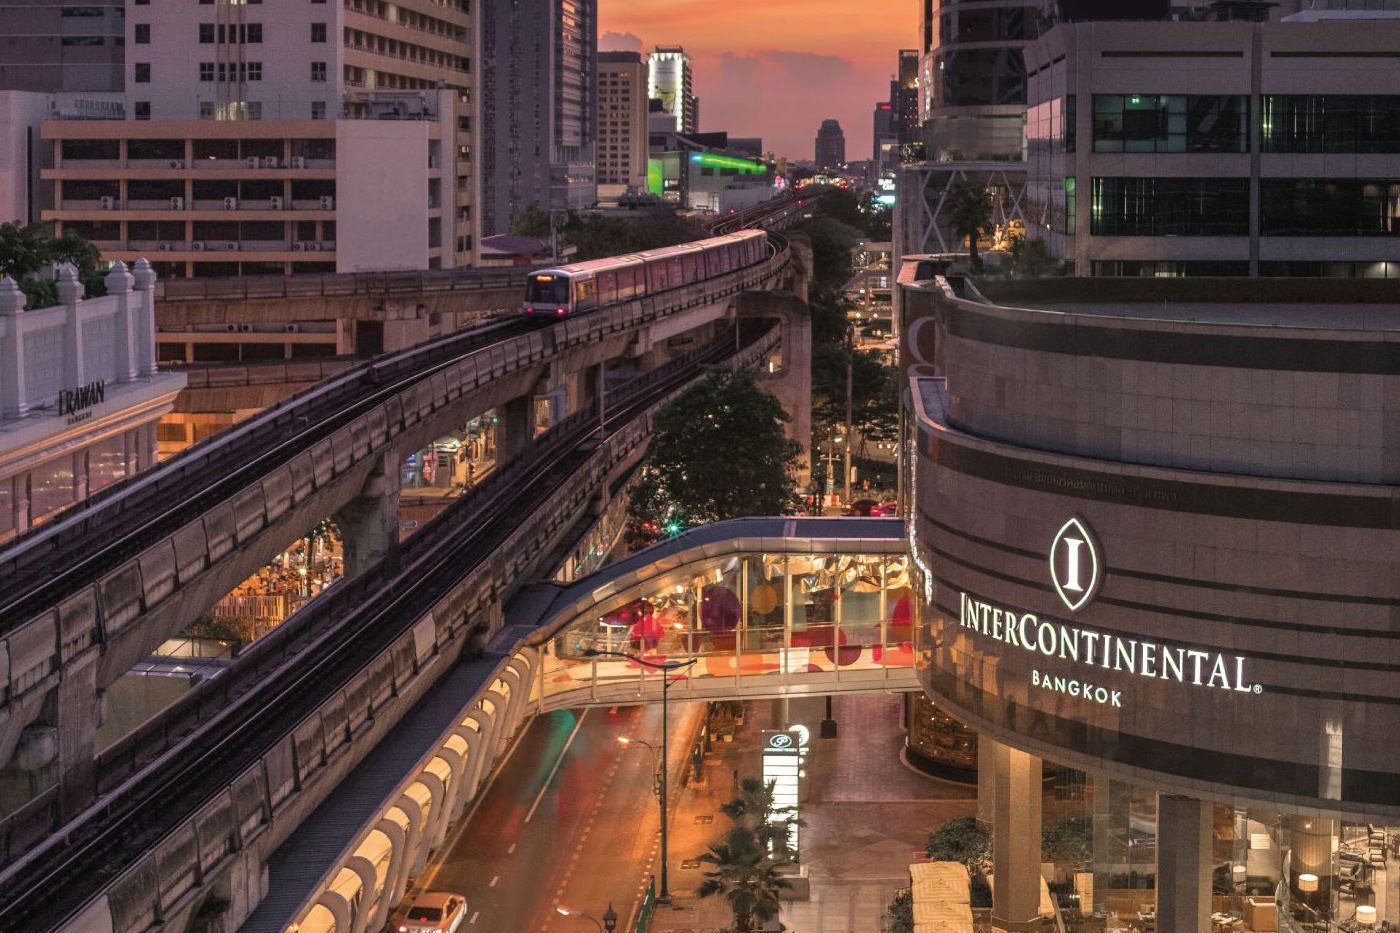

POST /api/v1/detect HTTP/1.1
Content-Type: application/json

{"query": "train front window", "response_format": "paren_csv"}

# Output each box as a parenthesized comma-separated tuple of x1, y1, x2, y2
(526, 276, 569, 304)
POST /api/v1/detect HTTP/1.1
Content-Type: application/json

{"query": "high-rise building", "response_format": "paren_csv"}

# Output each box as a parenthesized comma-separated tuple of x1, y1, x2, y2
(1024, 13, 1400, 277)
(918, 1, 1042, 162)
(873, 102, 898, 173)
(596, 51, 649, 199)
(482, 0, 597, 235)
(648, 47, 696, 134)
(895, 49, 920, 145)
(0, 0, 124, 93)
(815, 119, 845, 168)
(39, 0, 479, 275)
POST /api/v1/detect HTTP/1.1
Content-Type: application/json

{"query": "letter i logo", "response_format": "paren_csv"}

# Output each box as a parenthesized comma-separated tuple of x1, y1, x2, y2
(1050, 517, 1102, 613)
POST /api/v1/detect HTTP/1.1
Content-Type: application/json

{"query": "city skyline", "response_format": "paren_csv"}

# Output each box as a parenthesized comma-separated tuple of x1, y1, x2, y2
(599, 0, 916, 161)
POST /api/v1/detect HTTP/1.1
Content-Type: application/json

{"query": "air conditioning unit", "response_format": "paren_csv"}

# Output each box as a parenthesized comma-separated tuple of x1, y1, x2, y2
(269, 195, 283, 210)
(157, 243, 170, 251)
(319, 195, 334, 210)
(247, 156, 261, 168)
(169, 159, 184, 169)
(223, 197, 238, 210)
(100, 196, 115, 210)
(192, 241, 205, 251)
(225, 242, 238, 251)
(264, 156, 279, 168)
(285, 323, 300, 333)
(239, 323, 253, 332)
(170, 196, 184, 209)
(292, 241, 305, 251)
(307, 242, 320, 251)
(292, 156, 306, 169)
(226, 323, 239, 332)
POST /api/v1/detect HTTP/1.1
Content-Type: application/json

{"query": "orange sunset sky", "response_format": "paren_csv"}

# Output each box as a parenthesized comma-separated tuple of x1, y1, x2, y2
(598, 0, 919, 163)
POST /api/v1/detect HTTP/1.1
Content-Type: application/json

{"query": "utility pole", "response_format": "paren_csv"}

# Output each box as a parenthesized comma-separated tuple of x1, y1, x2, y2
(844, 325, 854, 505)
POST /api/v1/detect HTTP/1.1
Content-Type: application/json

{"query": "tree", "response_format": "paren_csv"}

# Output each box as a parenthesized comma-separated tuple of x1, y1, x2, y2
(944, 181, 993, 272)
(926, 816, 990, 873)
(886, 888, 914, 933)
(0, 221, 104, 308)
(698, 777, 801, 932)
(810, 344, 899, 453)
(698, 826, 791, 932)
(796, 216, 863, 349)
(1006, 235, 1058, 278)
(720, 777, 804, 863)
(1042, 816, 1092, 869)
(624, 367, 800, 548)
(509, 202, 553, 238)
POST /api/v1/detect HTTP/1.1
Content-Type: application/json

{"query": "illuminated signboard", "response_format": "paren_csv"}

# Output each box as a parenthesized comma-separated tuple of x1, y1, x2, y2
(647, 159, 664, 196)
(688, 152, 768, 174)
(954, 517, 1260, 707)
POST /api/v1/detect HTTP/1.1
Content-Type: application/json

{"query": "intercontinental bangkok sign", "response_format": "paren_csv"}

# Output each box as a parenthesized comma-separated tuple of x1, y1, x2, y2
(955, 518, 1259, 705)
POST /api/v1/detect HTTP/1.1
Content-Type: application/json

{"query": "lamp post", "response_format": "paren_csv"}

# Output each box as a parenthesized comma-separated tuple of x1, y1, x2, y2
(583, 648, 698, 903)
(555, 904, 618, 932)
(617, 736, 661, 796)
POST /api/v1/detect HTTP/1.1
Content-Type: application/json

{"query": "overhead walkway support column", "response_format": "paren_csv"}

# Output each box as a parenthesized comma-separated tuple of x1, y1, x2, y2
(494, 395, 534, 461)
(1156, 794, 1213, 933)
(736, 291, 811, 490)
(336, 451, 402, 578)
(989, 739, 1043, 932)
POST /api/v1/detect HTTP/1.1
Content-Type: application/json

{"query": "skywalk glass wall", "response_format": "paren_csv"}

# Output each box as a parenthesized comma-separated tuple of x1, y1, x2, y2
(539, 551, 914, 703)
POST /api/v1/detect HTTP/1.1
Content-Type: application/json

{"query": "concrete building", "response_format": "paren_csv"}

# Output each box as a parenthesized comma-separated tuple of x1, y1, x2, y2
(43, 96, 458, 278)
(895, 48, 920, 145)
(901, 271, 1400, 931)
(0, 0, 123, 93)
(648, 46, 695, 135)
(480, 0, 597, 235)
(596, 51, 649, 201)
(647, 132, 775, 213)
(1023, 14, 1400, 277)
(815, 118, 845, 169)
(0, 261, 184, 542)
(36, 0, 477, 275)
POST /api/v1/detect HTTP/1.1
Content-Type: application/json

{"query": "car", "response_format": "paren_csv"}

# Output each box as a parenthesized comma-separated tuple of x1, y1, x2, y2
(846, 498, 880, 516)
(398, 892, 469, 933)
(877, 500, 899, 517)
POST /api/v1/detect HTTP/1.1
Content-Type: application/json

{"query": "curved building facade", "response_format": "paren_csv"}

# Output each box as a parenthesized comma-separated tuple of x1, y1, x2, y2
(902, 275, 1400, 927)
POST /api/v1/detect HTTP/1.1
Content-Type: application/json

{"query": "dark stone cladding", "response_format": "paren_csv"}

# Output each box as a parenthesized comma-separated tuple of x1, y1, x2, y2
(945, 307, 1400, 374)
(920, 424, 1400, 530)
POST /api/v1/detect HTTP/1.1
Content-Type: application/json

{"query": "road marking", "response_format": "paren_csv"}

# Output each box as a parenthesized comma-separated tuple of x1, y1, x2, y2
(489, 875, 499, 888)
(469, 912, 480, 925)
(525, 709, 588, 824)
(507, 843, 516, 854)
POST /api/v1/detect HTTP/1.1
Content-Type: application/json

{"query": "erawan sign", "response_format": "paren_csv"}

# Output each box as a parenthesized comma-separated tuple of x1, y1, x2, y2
(955, 517, 1260, 705)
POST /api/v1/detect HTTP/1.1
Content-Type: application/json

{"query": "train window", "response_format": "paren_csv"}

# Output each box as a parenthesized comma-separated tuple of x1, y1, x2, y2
(574, 277, 597, 308)
(598, 270, 616, 305)
(526, 275, 569, 304)
(667, 258, 683, 285)
(682, 254, 698, 282)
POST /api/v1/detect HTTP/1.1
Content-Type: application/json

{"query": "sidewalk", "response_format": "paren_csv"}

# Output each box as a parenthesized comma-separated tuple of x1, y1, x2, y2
(647, 694, 978, 933)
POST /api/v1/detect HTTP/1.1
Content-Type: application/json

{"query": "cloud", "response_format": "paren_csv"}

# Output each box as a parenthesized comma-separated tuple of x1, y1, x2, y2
(693, 48, 881, 160)
(600, 31, 644, 52)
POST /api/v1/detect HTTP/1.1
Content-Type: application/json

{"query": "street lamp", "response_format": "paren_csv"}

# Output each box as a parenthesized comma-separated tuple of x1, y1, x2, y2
(583, 648, 699, 903)
(617, 736, 661, 796)
(555, 904, 618, 932)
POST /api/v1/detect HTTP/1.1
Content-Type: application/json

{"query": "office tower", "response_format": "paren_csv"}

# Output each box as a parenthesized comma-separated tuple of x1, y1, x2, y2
(648, 46, 695, 134)
(895, 49, 920, 145)
(0, 0, 123, 92)
(1024, 13, 1400, 277)
(874, 102, 898, 173)
(41, 0, 479, 275)
(597, 51, 649, 198)
(815, 119, 845, 168)
(482, 0, 598, 235)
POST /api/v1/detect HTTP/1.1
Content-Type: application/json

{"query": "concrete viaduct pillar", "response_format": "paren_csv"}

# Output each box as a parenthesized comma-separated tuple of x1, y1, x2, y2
(987, 739, 1043, 932)
(494, 394, 534, 461)
(335, 451, 401, 578)
(736, 290, 812, 491)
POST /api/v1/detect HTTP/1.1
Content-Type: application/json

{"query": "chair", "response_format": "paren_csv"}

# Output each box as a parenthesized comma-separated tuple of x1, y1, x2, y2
(1244, 896, 1277, 932)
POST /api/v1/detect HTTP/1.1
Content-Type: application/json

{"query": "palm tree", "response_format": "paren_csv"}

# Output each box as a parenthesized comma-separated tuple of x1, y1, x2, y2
(720, 777, 804, 862)
(944, 180, 993, 272)
(698, 827, 792, 932)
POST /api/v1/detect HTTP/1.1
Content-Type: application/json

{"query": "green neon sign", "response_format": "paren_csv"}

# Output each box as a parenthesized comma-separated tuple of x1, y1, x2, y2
(688, 152, 767, 173)
(647, 158, 664, 195)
